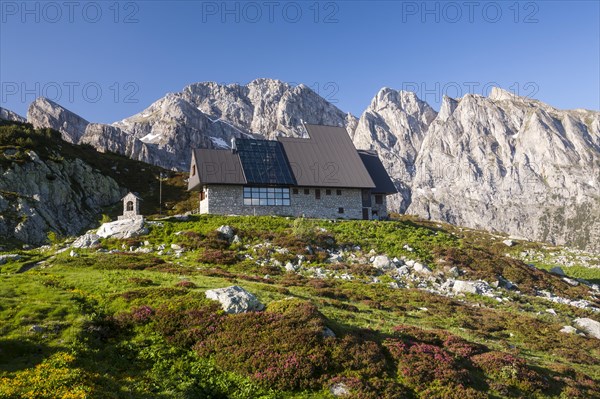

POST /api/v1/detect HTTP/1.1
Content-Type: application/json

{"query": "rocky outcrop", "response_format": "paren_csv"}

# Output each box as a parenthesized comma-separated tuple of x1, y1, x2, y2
(205, 285, 265, 314)
(0, 150, 122, 245)
(96, 218, 148, 239)
(27, 98, 89, 143)
(0, 107, 26, 123)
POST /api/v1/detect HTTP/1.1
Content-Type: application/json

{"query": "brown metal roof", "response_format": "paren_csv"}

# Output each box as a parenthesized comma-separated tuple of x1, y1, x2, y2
(191, 148, 246, 188)
(358, 150, 398, 194)
(277, 124, 375, 188)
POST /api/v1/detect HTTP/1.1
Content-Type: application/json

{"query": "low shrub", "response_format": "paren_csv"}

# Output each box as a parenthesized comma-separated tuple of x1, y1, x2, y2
(197, 249, 238, 265)
(471, 351, 548, 395)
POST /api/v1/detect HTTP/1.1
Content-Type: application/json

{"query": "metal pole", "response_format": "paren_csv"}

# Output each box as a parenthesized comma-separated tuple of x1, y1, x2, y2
(159, 172, 163, 216)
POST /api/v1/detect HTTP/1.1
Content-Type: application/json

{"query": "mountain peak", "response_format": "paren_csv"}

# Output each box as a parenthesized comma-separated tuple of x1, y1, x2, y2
(27, 97, 89, 144)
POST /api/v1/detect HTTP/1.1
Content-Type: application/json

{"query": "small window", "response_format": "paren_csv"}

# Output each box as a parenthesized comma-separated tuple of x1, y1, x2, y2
(304, 188, 310, 195)
(315, 189, 321, 200)
(326, 189, 331, 195)
(338, 207, 344, 214)
(126, 201, 134, 211)
(372, 210, 378, 216)
(293, 188, 299, 195)
(336, 189, 342, 196)
(375, 194, 383, 205)
(191, 165, 196, 176)
(200, 190, 206, 201)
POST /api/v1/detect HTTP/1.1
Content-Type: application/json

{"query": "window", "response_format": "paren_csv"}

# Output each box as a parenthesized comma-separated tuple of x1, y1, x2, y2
(375, 194, 383, 205)
(243, 186, 290, 206)
(338, 207, 344, 214)
(315, 189, 321, 199)
(126, 201, 134, 211)
(372, 210, 379, 216)
(191, 165, 196, 176)
(304, 188, 310, 195)
(200, 190, 206, 201)
(336, 189, 342, 196)
(326, 189, 331, 195)
(292, 188, 299, 195)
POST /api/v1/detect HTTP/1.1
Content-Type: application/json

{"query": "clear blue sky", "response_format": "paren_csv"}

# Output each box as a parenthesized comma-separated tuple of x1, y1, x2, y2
(1, 1, 599, 123)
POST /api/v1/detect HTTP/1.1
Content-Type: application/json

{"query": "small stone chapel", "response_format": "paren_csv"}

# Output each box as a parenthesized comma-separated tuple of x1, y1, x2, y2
(118, 192, 143, 220)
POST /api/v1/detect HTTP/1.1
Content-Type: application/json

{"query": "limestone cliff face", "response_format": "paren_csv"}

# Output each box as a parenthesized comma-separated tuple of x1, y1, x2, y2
(0, 151, 122, 245)
(0, 107, 26, 123)
(27, 98, 89, 144)
(408, 88, 600, 250)
(351, 88, 438, 211)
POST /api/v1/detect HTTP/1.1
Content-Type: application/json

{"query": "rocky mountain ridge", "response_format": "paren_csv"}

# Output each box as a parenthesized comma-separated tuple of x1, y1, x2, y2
(5, 79, 600, 251)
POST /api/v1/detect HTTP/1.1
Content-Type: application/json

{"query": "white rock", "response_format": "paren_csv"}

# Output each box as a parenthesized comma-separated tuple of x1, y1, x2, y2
(563, 277, 579, 286)
(96, 218, 148, 239)
(545, 308, 557, 316)
(550, 266, 566, 276)
(205, 286, 264, 314)
(71, 232, 100, 248)
(171, 243, 182, 250)
(217, 225, 235, 239)
(372, 255, 392, 270)
(560, 326, 578, 334)
(285, 262, 297, 272)
(330, 383, 350, 397)
(503, 239, 514, 247)
(452, 280, 479, 294)
(574, 318, 600, 339)
(413, 262, 432, 274)
(69, 250, 78, 257)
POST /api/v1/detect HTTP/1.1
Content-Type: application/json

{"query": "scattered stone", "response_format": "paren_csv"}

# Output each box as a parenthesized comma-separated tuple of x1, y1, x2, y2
(563, 277, 579, 286)
(546, 308, 557, 316)
(0, 254, 21, 265)
(550, 266, 566, 276)
(285, 262, 297, 272)
(448, 266, 461, 278)
(372, 255, 392, 270)
(330, 383, 350, 397)
(205, 286, 264, 314)
(413, 262, 432, 274)
(560, 325, 578, 334)
(573, 318, 600, 339)
(232, 235, 242, 244)
(69, 250, 78, 257)
(322, 327, 336, 338)
(97, 218, 148, 239)
(403, 244, 414, 252)
(217, 225, 235, 240)
(452, 280, 479, 295)
(503, 239, 515, 247)
(170, 244, 182, 250)
(29, 325, 44, 333)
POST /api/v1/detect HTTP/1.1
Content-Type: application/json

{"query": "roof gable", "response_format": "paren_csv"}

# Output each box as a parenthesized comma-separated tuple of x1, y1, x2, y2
(278, 124, 375, 188)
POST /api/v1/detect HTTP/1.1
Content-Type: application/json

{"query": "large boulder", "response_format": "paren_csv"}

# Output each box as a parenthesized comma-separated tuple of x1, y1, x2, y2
(96, 218, 148, 239)
(205, 286, 264, 314)
(71, 232, 100, 248)
(574, 318, 600, 339)
(0, 254, 21, 265)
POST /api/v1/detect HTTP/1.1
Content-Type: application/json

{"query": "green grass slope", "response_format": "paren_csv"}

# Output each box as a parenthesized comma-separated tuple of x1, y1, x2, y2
(1, 215, 599, 398)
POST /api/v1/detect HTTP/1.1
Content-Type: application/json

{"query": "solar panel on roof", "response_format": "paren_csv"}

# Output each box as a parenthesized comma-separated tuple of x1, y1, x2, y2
(235, 139, 296, 185)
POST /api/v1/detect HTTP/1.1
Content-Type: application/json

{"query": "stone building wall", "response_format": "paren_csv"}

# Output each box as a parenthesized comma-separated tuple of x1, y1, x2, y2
(201, 185, 366, 219)
(371, 194, 389, 219)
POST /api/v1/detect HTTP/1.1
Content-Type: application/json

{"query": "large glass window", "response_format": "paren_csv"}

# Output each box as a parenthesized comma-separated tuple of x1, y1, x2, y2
(243, 187, 291, 206)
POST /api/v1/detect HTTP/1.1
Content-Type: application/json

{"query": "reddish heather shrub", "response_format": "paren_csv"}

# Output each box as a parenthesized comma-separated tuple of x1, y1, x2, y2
(153, 298, 224, 348)
(419, 381, 487, 399)
(328, 335, 388, 379)
(471, 351, 548, 395)
(385, 340, 470, 389)
(175, 280, 197, 288)
(327, 376, 411, 399)
(194, 306, 329, 390)
(197, 249, 238, 265)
